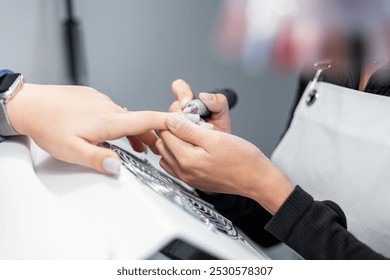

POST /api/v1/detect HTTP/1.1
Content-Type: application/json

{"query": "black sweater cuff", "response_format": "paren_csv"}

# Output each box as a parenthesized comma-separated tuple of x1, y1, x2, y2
(265, 185, 313, 241)
(265, 186, 387, 259)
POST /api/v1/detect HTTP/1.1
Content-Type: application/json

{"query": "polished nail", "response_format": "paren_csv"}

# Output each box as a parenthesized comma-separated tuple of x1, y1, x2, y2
(143, 144, 149, 154)
(103, 158, 121, 175)
(199, 92, 215, 101)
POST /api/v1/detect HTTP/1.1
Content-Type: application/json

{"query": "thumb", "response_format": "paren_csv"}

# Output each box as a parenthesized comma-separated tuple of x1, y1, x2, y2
(68, 139, 122, 175)
(165, 113, 210, 146)
(199, 92, 229, 116)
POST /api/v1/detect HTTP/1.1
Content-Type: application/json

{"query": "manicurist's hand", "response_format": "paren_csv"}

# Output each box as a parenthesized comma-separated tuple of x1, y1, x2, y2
(6, 83, 170, 175)
(169, 79, 232, 133)
(156, 114, 294, 214)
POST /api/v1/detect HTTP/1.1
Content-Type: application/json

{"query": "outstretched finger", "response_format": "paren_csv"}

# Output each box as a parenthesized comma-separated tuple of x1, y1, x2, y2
(114, 111, 170, 138)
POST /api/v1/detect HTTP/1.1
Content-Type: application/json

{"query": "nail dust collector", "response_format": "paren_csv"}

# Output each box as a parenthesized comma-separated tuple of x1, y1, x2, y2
(0, 137, 267, 260)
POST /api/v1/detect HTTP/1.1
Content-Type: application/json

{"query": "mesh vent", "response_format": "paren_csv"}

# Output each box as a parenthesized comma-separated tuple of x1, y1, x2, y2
(105, 142, 242, 240)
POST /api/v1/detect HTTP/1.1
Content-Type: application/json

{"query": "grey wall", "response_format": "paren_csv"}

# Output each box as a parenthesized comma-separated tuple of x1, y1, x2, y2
(1, 0, 66, 84)
(1, 0, 298, 156)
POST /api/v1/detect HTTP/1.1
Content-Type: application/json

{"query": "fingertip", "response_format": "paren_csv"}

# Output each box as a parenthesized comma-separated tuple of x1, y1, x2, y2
(169, 100, 182, 112)
(171, 79, 194, 108)
(199, 92, 228, 114)
(155, 138, 164, 150)
(199, 92, 215, 102)
(149, 145, 160, 155)
(159, 158, 179, 178)
(67, 138, 123, 176)
(143, 143, 149, 154)
(199, 92, 219, 112)
(89, 146, 121, 175)
(154, 139, 164, 156)
(215, 93, 228, 107)
(102, 157, 122, 176)
(180, 98, 191, 108)
(171, 79, 184, 89)
(127, 136, 146, 153)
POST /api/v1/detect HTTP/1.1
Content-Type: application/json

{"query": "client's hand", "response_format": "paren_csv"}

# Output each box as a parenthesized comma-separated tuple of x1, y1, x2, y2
(6, 83, 170, 175)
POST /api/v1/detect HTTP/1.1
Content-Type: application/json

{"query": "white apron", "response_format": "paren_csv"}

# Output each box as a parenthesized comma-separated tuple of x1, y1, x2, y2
(271, 81, 390, 256)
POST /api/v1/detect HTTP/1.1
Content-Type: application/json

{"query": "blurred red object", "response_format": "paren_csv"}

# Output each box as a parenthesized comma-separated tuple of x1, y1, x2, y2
(213, 0, 390, 74)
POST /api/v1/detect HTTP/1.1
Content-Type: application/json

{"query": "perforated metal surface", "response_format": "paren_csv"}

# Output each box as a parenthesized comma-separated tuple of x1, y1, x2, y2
(105, 142, 241, 240)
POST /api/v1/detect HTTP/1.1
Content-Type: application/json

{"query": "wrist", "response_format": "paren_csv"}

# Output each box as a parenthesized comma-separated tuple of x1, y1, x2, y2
(249, 167, 294, 215)
(6, 83, 34, 135)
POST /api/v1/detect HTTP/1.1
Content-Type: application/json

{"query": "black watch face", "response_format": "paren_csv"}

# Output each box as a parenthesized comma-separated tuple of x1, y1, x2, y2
(0, 73, 20, 94)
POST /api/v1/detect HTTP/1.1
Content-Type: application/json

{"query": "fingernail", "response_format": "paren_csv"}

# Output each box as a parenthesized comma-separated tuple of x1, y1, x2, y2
(199, 92, 215, 101)
(180, 98, 190, 108)
(103, 158, 122, 175)
(143, 144, 149, 154)
(199, 122, 214, 130)
(184, 113, 200, 123)
(182, 107, 192, 113)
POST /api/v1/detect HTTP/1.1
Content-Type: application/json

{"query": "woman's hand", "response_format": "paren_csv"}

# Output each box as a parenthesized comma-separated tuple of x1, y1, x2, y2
(6, 83, 170, 175)
(169, 79, 232, 133)
(156, 114, 294, 214)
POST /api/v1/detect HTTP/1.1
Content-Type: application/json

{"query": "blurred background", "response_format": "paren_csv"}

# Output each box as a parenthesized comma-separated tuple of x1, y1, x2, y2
(0, 0, 298, 156)
(1, 0, 390, 156)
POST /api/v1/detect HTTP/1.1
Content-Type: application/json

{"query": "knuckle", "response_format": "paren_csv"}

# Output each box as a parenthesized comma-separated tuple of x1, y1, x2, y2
(180, 125, 197, 142)
(80, 86, 112, 102)
(217, 93, 227, 101)
(179, 156, 193, 170)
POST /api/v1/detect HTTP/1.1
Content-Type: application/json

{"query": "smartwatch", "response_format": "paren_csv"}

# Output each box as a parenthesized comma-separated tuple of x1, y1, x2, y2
(0, 73, 24, 136)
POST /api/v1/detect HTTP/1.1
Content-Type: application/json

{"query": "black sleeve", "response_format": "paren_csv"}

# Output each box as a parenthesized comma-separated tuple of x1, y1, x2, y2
(265, 186, 388, 260)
